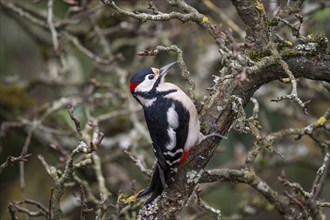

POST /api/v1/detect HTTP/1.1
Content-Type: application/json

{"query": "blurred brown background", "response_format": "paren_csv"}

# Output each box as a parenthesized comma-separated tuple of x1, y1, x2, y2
(1, 0, 329, 219)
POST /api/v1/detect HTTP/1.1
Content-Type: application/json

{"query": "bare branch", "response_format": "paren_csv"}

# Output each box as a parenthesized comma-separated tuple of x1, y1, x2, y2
(47, 0, 59, 54)
(64, 33, 124, 65)
(194, 186, 222, 219)
(67, 105, 83, 140)
(270, 47, 309, 114)
(101, 0, 221, 41)
(124, 149, 152, 177)
(7, 203, 18, 220)
(48, 188, 54, 220)
(79, 185, 94, 219)
(0, 153, 32, 173)
(1, 0, 329, 219)
(200, 168, 289, 214)
(10, 199, 49, 218)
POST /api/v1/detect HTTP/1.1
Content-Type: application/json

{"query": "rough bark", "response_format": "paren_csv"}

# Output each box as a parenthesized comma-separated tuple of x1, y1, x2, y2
(138, 55, 330, 219)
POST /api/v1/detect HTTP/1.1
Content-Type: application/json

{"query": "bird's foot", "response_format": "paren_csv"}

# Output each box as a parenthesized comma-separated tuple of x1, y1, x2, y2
(137, 188, 152, 198)
(199, 132, 227, 144)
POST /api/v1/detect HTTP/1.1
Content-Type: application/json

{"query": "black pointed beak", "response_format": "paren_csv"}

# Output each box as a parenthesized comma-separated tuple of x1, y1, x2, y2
(159, 61, 177, 77)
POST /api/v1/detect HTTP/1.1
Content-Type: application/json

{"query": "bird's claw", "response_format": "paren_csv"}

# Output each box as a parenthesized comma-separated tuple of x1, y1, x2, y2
(199, 132, 227, 143)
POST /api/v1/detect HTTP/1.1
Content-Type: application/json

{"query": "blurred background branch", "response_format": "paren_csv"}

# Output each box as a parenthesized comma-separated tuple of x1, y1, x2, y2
(0, 0, 329, 219)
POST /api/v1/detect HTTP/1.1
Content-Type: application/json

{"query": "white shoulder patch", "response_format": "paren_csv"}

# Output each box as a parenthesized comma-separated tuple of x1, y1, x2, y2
(165, 128, 176, 150)
(167, 103, 179, 129)
(164, 104, 178, 151)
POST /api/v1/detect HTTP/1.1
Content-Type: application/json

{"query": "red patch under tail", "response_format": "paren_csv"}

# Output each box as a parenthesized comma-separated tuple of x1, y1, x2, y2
(179, 147, 193, 165)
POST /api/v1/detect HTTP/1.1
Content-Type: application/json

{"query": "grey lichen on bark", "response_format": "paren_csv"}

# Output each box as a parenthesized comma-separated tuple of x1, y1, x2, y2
(100, 1, 330, 219)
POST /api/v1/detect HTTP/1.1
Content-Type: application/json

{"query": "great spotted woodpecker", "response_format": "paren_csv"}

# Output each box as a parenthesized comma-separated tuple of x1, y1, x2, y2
(130, 61, 220, 204)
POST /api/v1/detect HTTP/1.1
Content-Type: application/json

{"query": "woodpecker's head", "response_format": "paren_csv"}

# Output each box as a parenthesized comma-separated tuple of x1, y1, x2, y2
(129, 61, 176, 94)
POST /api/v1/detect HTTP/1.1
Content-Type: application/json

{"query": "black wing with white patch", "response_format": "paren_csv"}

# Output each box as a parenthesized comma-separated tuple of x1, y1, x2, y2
(144, 97, 189, 173)
(140, 91, 190, 203)
(164, 100, 189, 167)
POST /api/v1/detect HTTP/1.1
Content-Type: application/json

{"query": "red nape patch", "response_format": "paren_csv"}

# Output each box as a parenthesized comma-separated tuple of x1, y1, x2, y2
(129, 82, 139, 93)
(179, 147, 193, 165)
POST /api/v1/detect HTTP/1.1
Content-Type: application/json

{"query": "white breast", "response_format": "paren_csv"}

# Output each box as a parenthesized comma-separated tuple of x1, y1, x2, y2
(136, 96, 157, 107)
(157, 83, 200, 151)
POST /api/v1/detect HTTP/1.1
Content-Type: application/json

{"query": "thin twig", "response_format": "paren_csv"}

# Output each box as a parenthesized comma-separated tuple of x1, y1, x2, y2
(194, 186, 222, 219)
(67, 105, 83, 140)
(0, 153, 32, 173)
(64, 33, 123, 65)
(47, 0, 59, 54)
(8, 203, 18, 220)
(80, 185, 94, 220)
(124, 150, 152, 177)
(270, 47, 309, 114)
(101, 0, 221, 41)
(48, 188, 54, 220)
(10, 199, 49, 218)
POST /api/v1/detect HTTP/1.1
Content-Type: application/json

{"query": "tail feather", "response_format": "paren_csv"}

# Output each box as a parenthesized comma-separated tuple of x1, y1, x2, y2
(137, 166, 169, 204)
(137, 187, 153, 199)
(137, 166, 162, 198)
(143, 178, 163, 204)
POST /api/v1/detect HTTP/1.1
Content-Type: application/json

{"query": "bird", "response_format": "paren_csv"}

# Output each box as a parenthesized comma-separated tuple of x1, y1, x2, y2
(129, 61, 224, 204)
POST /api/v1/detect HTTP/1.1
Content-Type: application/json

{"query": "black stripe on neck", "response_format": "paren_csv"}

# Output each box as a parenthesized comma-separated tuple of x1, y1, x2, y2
(135, 89, 177, 99)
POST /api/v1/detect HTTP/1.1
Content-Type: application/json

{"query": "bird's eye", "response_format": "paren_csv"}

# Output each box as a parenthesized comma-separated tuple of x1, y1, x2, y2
(148, 74, 155, 80)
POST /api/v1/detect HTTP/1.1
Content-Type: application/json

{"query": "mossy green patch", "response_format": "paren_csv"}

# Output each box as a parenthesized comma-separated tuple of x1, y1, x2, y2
(0, 83, 35, 119)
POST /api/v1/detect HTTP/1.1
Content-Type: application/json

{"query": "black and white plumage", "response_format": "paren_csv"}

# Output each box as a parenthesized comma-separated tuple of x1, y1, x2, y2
(129, 62, 202, 204)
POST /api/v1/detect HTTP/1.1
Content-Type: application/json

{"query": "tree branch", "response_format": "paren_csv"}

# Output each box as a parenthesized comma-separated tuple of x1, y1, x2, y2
(138, 54, 330, 218)
(231, 0, 270, 51)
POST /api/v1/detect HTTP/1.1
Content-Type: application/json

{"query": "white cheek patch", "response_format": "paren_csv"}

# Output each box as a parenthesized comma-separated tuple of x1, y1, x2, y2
(135, 79, 154, 93)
